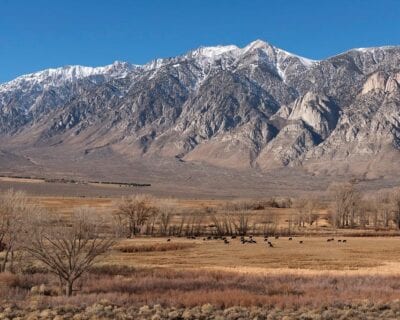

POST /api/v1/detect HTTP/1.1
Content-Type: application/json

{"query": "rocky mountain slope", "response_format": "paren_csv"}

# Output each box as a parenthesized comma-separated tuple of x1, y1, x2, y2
(1, 40, 400, 182)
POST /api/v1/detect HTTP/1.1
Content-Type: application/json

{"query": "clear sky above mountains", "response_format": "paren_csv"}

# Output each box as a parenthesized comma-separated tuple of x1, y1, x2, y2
(0, 0, 399, 83)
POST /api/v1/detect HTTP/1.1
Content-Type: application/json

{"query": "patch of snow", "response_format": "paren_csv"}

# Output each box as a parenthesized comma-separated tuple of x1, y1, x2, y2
(275, 59, 286, 82)
(276, 48, 318, 68)
(189, 45, 239, 59)
(354, 46, 397, 53)
(0, 61, 137, 92)
(242, 39, 272, 53)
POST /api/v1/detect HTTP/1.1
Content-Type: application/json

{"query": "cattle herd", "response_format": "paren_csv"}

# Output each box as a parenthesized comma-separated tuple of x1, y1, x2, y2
(165, 235, 348, 247)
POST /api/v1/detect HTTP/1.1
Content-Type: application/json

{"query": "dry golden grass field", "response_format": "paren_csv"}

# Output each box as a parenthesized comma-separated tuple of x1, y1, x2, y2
(26, 195, 400, 273)
(3, 191, 400, 320)
(109, 236, 400, 273)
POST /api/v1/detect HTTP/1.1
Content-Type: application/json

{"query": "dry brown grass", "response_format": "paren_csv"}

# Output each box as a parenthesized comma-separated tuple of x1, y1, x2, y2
(105, 237, 400, 272)
(28, 196, 306, 228)
(116, 242, 196, 253)
(31, 196, 114, 215)
(4, 194, 400, 313)
(3, 235, 400, 311)
(6, 267, 400, 309)
(0, 272, 20, 288)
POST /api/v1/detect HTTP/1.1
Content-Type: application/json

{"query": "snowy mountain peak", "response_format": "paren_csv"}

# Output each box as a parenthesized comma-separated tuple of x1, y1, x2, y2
(0, 62, 136, 92)
(0, 40, 319, 91)
(244, 39, 273, 51)
(241, 40, 318, 69)
(189, 44, 240, 58)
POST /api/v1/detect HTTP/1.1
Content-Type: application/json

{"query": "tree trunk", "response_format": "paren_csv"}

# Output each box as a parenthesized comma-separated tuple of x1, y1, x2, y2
(9, 250, 14, 273)
(59, 277, 64, 295)
(66, 281, 74, 296)
(1, 247, 10, 272)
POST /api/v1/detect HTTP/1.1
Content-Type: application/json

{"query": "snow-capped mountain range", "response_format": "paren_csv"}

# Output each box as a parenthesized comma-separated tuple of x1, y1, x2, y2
(1, 39, 400, 182)
(1, 40, 316, 93)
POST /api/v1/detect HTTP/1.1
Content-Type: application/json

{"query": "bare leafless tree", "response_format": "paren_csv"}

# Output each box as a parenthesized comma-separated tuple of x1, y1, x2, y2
(24, 208, 115, 296)
(377, 191, 392, 228)
(230, 207, 250, 236)
(261, 211, 278, 236)
(357, 199, 370, 229)
(294, 198, 308, 228)
(210, 212, 227, 236)
(330, 182, 360, 228)
(157, 199, 177, 236)
(306, 198, 320, 226)
(390, 188, 400, 229)
(0, 189, 31, 273)
(159, 211, 172, 236)
(174, 214, 187, 237)
(115, 194, 158, 237)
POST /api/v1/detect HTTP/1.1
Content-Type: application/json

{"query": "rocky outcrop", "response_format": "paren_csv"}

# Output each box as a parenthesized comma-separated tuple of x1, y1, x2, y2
(288, 92, 338, 139)
(361, 71, 400, 94)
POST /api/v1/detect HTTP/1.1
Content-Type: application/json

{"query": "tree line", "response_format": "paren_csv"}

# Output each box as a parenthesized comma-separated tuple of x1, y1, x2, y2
(329, 182, 400, 229)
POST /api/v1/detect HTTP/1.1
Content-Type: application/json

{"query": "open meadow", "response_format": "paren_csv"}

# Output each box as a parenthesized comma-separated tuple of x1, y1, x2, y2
(2, 186, 400, 319)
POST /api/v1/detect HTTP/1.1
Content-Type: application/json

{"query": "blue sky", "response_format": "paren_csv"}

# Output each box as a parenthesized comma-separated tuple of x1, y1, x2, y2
(0, 0, 399, 83)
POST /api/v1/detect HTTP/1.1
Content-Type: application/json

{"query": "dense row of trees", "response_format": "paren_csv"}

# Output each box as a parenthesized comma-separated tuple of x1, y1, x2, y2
(329, 183, 400, 230)
(115, 196, 266, 237)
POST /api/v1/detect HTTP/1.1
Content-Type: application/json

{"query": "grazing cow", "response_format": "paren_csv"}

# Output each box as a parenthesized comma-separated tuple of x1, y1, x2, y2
(231, 236, 237, 239)
(299, 241, 303, 244)
(338, 240, 342, 242)
(224, 239, 230, 244)
(289, 237, 292, 241)
(343, 240, 347, 243)
(167, 238, 171, 242)
(268, 242, 274, 247)
(275, 236, 279, 239)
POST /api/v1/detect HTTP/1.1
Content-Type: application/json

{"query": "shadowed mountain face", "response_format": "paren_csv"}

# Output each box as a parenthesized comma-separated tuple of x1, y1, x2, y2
(1, 40, 400, 184)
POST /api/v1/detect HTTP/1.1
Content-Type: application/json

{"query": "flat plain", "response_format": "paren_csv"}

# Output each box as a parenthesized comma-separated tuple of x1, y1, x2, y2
(2, 183, 400, 320)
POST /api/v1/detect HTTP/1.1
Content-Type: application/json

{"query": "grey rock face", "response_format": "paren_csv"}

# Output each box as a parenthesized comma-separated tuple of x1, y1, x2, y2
(1, 40, 400, 175)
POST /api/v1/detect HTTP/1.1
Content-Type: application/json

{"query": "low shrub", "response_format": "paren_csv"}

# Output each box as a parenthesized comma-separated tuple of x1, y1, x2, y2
(0, 272, 20, 288)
